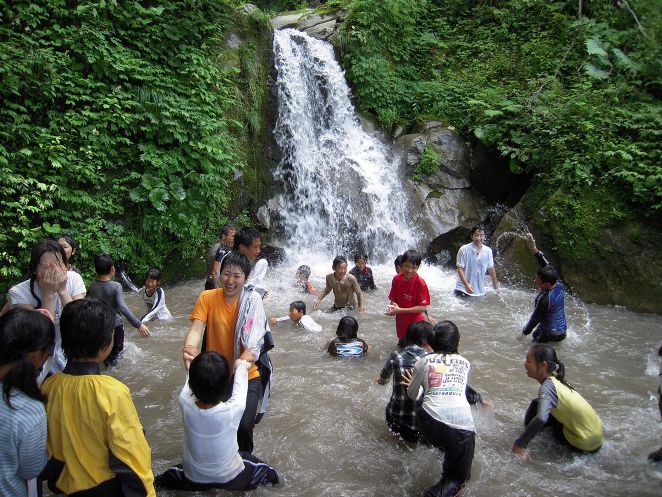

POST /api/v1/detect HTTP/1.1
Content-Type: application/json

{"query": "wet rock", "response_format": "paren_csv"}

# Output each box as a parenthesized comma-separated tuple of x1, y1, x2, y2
(259, 245, 287, 267)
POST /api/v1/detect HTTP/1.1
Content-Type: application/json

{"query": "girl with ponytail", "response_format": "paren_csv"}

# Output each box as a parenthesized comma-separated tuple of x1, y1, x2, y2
(0, 308, 55, 497)
(513, 344, 603, 461)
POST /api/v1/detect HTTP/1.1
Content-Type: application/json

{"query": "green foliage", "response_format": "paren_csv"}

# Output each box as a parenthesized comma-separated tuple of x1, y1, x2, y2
(0, 1, 271, 293)
(413, 145, 440, 182)
(337, 0, 662, 212)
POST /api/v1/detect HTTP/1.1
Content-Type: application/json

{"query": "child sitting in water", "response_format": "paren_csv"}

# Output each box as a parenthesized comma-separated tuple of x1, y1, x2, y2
(512, 344, 603, 461)
(326, 316, 368, 357)
(295, 265, 316, 294)
(41, 299, 155, 496)
(138, 268, 172, 322)
(155, 351, 279, 491)
(404, 321, 492, 497)
(269, 300, 322, 332)
(314, 256, 365, 312)
(349, 253, 377, 291)
(88, 254, 150, 366)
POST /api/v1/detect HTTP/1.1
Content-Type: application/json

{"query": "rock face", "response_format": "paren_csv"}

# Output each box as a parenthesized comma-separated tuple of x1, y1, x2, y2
(271, 9, 346, 40)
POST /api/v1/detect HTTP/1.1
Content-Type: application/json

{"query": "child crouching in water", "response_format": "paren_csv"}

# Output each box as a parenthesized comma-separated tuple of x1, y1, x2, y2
(155, 351, 279, 491)
(138, 268, 172, 322)
(404, 321, 492, 497)
(326, 316, 368, 357)
(269, 300, 322, 332)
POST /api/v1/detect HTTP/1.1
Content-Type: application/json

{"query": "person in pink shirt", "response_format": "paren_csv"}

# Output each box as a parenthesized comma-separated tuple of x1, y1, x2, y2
(386, 250, 430, 347)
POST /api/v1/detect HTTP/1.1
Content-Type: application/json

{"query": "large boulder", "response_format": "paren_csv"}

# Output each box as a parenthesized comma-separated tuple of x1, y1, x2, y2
(271, 9, 346, 40)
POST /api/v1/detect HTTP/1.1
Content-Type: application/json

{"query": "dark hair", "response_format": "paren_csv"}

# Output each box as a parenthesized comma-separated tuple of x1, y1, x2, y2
(354, 253, 368, 263)
(60, 299, 115, 360)
(401, 249, 422, 267)
(332, 255, 347, 270)
(57, 234, 79, 266)
(220, 224, 236, 237)
(220, 251, 252, 279)
(233, 227, 261, 251)
(470, 226, 484, 236)
(94, 253, 114, 275)
(29, 239, 66, 277)
(0, 308, 54, 407)
(405, 321, 433, 347)
(296, 265, 311, 278)
(529, 344, 571, 389)
(336, 315, 358, 341)
(394, 255, 404, 269)
(537, 265, 559, 285)
(144, 267, 162, 282)
(429, 320, 460, 354)
(290, 300, 306, 314)
(189, 352, 231, 404)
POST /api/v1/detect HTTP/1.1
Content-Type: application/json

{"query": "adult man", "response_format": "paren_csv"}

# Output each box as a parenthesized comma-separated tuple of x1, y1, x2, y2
(454, 227, 499, 297)
(521, 233, 567, 342)
(206, 224, 236, 290)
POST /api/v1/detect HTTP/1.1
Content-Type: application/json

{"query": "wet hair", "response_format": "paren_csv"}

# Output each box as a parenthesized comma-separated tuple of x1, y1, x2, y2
(401, 249, 422, 267)
(60, 299, 115, 361)
(219, 251, 252, 279)
(57, 233, 79, 266)
(290, 300, 306, 314)
(29, 239, 66, 277)
(220, 224, 236, 237)
(335, 315, 359, 341)
(429, 320, 460, 354)
(405, 321, 433, 347)
(94, 253, 114, 275)
(144, 267, 162, 283)
(537, 265, 559, 285)
(471, 226, 484, 236)
(529, 344, 572, 389)
(332, 255, 347, 270)
(189, 352, 230, 405)
(296, 265, 311, 278)
(233, 227, 261, 251)
(394, 254, 404, 269)
(0, 308, 55, 407)
(354, 253, 368, 263)
(28, 239, 68, 308)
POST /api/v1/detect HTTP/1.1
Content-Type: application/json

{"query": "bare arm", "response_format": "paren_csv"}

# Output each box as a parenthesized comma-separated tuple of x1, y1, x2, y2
(489, 267, 499, 293)
(456, 266, 474, 294)
(183, 319, 205, 369)
(385, 304, 428, 316)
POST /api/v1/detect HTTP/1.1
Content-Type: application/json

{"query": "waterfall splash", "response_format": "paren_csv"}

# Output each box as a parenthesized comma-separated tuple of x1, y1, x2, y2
(271, 29, 418, 261)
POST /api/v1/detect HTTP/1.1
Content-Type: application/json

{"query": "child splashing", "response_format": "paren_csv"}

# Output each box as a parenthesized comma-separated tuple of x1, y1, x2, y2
(512, 344, 603, 461)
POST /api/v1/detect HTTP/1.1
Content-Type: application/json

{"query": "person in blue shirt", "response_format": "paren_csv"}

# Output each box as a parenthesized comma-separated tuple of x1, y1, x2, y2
(521, 233, 567, 342)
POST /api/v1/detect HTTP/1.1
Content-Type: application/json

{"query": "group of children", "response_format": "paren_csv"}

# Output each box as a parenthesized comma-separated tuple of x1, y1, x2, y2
(0, 227, 652, 497)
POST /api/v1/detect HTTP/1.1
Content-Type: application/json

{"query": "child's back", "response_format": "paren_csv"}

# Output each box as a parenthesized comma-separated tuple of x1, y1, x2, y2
(88, 279, 141, 328)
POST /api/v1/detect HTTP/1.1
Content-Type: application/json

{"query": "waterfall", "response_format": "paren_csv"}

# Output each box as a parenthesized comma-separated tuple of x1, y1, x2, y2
(271, 29, 419, 262)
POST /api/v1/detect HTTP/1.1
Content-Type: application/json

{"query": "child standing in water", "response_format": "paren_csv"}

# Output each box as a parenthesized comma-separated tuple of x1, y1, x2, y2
(294, 265, 316, 294)
(155, 351, 279, 491)
(326, 316, 368, 357)
(138, 268, 172, 322)
(0, 308, 54, 497)
(314, 256, 365, 312)
(386, 249, 430, 347)
(87, 254, 150, 366)
(404, 321, 492, 497)
(349, 253, 377, 291)
(512, 344, 603, 461)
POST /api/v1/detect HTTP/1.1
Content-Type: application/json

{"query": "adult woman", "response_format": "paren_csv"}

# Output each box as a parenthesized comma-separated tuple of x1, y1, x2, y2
(0, 308, 55, 497)
(512, 344, 603, 461)
(8, 239, 86, 374)
(183, 252, 272, 454)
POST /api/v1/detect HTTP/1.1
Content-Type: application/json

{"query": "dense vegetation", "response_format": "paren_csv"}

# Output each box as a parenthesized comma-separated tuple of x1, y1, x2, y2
(332, 0, 661, 258)
(0, 1, 271, 293)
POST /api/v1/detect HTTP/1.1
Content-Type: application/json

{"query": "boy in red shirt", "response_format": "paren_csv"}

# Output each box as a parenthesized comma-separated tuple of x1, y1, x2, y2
(386, 250, 430, 347)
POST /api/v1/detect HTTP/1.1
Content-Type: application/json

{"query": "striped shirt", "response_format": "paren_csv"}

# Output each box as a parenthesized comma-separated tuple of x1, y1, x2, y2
(0, 385, 48, 497)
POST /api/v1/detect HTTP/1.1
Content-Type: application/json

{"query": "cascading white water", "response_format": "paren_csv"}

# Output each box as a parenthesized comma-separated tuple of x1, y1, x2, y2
(272, 29, 418, 261)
